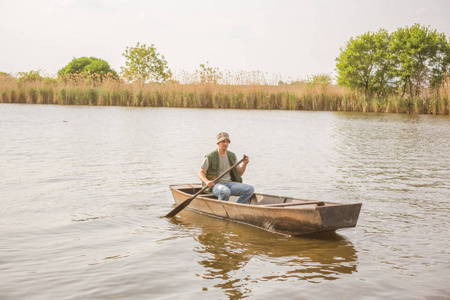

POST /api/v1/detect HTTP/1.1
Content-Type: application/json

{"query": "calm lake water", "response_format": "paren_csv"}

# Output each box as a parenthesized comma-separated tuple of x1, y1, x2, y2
(1, 104, 449, 299)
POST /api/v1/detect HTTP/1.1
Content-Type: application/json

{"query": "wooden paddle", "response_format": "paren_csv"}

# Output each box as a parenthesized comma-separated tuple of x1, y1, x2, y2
(165, 155, 247, 218)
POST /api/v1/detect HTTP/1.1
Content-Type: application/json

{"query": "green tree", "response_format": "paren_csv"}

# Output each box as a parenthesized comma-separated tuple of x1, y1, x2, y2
(305, 74, 332, 88)
(336, 29, 392, 96)
(58, 57, 118, 80)
(121, 43, 172, 83)
(196, 62, 222, 84)
(390, 24, 449, 96)
(0, 72, 16, 81)
(18, 70, 43, 83)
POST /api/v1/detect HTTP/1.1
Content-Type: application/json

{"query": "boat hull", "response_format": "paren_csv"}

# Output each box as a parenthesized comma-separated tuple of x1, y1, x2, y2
(170, 184, 362, 236)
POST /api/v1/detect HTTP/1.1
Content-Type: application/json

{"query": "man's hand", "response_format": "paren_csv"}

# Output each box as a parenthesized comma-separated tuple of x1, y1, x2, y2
(199, 168, 215, 187)
(236, 155, 249, 176)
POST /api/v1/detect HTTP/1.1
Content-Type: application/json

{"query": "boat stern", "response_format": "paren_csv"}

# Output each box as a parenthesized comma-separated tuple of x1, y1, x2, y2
(317, 203, 362, 231)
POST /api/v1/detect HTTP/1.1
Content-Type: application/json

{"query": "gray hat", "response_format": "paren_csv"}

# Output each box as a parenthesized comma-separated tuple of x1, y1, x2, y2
(217, 132, 230, 143)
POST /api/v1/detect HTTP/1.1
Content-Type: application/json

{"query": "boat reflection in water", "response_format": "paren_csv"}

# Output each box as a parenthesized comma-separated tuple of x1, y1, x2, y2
(170, 209, 358, 299)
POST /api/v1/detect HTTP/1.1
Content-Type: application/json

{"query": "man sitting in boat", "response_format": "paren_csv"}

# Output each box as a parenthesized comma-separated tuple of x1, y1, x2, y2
(197, 132, 254, 204)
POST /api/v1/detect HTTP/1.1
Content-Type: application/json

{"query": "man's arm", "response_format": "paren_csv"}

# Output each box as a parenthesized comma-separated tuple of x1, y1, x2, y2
(198, 168, 214, 187)
(236, 155, 249, 176)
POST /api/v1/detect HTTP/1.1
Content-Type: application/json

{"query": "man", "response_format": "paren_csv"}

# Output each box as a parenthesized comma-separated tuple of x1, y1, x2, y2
(198, 132, 254, 204)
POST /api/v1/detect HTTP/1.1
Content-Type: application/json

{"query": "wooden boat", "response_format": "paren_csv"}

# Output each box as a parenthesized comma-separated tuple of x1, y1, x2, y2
(169, 184, 362, 236)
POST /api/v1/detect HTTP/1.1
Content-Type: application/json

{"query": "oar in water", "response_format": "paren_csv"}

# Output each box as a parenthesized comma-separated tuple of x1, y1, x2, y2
(165, 155, 246, 218)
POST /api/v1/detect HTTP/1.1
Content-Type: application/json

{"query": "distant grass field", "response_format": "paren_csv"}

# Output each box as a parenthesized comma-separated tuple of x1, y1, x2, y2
(1, 74, 448, 114)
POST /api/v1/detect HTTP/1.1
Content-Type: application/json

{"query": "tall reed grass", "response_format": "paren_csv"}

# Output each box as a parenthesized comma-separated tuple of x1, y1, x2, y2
(1, 72, 449, 114)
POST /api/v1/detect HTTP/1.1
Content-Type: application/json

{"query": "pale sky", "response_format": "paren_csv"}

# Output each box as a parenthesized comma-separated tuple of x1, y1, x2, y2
(1, 0, 449, 81)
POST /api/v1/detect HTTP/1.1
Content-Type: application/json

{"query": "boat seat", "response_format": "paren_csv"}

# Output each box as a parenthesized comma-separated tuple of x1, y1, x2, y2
(253, 194, 286, 205)
(198, 194, 218, 199)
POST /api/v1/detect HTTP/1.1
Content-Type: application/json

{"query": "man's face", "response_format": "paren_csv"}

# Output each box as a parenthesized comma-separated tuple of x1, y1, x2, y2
(218, 140, 230, 151)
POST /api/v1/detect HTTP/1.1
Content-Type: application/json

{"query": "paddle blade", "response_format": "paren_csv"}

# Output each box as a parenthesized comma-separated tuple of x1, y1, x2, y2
(165, 197, 194, 218)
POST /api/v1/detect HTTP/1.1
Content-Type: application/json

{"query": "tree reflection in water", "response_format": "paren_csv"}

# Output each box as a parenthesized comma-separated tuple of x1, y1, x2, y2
(170, 209, 358, 299)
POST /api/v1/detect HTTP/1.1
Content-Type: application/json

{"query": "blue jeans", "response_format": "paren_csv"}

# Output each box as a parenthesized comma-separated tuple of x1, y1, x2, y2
(211, 182, 254, 204)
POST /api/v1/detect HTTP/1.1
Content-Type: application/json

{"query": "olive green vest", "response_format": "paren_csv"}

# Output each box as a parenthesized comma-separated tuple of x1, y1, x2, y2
(202, 150, 243, 192)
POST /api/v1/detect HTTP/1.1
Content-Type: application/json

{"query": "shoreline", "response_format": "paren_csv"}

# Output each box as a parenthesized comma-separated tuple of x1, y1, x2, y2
(1, 82, 449, 115)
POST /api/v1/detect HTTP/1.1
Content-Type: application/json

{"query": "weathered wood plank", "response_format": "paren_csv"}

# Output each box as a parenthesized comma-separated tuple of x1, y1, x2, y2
(263, 201, 325, 207)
